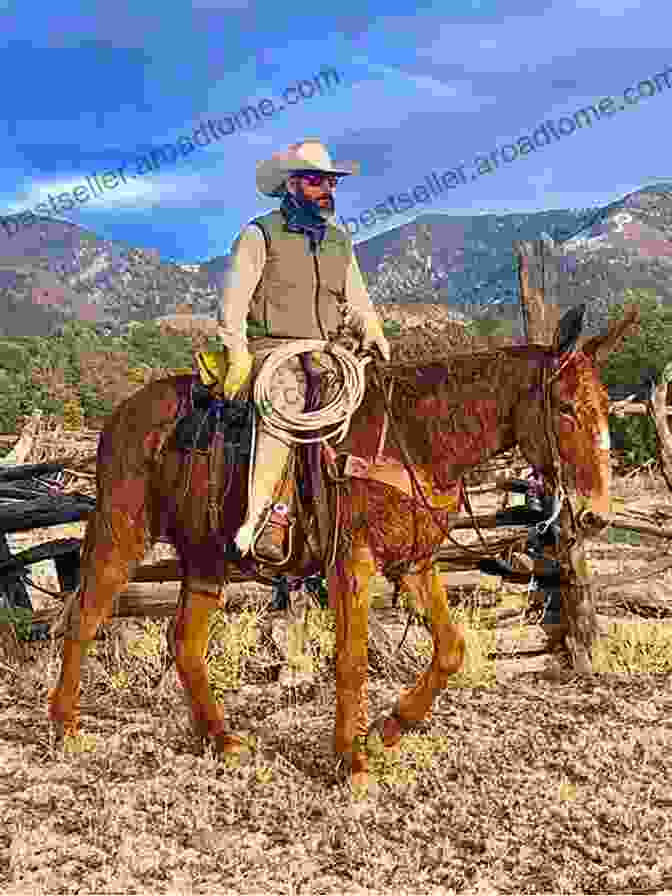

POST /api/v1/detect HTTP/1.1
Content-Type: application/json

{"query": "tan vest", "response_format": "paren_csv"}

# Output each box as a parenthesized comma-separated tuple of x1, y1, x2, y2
(248, 209, 351, 340)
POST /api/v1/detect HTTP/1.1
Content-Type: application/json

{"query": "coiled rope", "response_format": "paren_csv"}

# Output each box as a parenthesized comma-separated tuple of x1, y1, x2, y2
(253, 339, 371, 445)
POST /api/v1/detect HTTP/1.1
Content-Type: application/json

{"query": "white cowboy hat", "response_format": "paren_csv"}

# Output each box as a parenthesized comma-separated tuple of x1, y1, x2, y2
(256, 139, 360, 197)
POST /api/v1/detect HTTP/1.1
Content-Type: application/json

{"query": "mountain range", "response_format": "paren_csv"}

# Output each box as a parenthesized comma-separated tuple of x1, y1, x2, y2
(1, 185, 672, 338)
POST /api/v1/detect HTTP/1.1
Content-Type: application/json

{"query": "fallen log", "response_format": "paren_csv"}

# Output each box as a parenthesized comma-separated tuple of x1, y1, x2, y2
(449, 508, 672, 541)
(130, 558, 287, 588)
(610, 401, 672, 417)
(30, 573, 627, 646)
(0, 622, 23, 664)
(1, 409, 43, 466)
(34, 576, 291, 628)
(448, 513, 501, 530)
(32, 582, 183, 628)
(494, 615, 626, 656)
(131, 559, 182, 582)
(596, 583, 672, 618)
(592, 552, 672, 590)
(28, 523, 672, 633)
(606, 515, 672, 540)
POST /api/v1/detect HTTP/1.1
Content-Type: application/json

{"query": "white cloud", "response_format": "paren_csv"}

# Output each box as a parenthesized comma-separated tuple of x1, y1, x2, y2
(417, 1, 671, 74)
(1, 168, 219, 215)
(0, 126, 287, 218)
(360, 61, 462, 98)
(350, 57, 498, 114)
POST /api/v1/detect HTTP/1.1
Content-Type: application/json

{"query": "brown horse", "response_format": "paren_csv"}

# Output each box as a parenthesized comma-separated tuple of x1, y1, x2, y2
(48, 307, 630, 788)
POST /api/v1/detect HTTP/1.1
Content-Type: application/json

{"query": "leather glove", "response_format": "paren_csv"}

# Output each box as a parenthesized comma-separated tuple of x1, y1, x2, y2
(346, 305, 391, 362)
(219, 345, 253, 398)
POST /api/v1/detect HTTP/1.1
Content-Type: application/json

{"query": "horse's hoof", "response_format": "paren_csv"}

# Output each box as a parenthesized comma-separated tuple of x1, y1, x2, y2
(47, 693, 80, 741)
(350, 770, 370, 795)
(210, 732, 255, 764)
(335, 752, 370, 792)
(367, 713, 403, 750)
(49, 720, 65, 743)
(49, 718, 80, 743)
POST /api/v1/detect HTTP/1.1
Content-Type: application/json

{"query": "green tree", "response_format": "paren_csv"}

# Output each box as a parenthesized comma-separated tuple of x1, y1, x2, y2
(601, 289, 672, 465)
(78, 383, 113, 422)
(601, 289, 672, 384)
(464, 318, 515, 341)
(0, 340, 29, 372)
(123, 321, 194, 370)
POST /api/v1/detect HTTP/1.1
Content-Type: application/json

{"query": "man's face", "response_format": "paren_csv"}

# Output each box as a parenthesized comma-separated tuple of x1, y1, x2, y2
(287, 172, 338, 214)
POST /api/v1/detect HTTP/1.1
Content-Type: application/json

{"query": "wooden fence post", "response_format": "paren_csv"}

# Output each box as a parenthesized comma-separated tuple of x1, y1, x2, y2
(515, 238, 598, 673)
(514, 240, 563, 344)
(556, 505, 598, 674)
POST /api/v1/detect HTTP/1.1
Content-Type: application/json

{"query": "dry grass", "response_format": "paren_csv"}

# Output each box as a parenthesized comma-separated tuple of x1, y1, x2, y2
(2, 476, 672, 894)
(2, 598, 672, 893)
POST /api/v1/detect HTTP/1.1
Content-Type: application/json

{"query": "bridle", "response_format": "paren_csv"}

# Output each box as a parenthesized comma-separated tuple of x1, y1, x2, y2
(540, 351, 584, 541)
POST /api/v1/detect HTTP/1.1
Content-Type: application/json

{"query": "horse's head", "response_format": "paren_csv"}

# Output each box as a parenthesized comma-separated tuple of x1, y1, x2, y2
(514, 304, 639, 519)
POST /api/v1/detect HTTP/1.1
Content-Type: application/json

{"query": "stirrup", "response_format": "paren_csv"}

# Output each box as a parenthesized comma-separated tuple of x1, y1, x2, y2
(251, 502, 295, 566)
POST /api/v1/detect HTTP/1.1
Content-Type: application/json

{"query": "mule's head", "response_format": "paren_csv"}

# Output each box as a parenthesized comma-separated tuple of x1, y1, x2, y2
(515, 304, 639, 518)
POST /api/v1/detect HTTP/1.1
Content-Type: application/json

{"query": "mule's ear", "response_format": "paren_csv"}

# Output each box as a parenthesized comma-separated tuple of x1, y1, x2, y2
(579, 304, 641, 368)
(553, 304, 585, 355)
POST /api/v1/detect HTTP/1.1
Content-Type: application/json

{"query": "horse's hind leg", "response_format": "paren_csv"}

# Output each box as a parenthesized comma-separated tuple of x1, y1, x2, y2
(48, 498, 149, 740)
(171, 581, 249, 754)
(369, 563, 465, 750)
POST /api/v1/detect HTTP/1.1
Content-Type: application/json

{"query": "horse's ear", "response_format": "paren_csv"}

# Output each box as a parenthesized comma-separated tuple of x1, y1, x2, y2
(553, 304, 585, 355)
(579, 303, 641, 368)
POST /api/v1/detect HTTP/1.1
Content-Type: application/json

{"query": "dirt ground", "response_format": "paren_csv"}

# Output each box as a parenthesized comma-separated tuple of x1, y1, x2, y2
(1, 471, 672, 895)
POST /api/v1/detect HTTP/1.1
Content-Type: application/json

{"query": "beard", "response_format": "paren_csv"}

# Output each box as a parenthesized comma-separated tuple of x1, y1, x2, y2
(295, 183, 335, 218)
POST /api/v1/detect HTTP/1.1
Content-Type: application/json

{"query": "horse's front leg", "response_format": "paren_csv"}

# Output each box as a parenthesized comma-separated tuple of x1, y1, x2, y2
(330, 538, 376, 790)
(369, 563, 465, 750)
(172, 581, 249, 755)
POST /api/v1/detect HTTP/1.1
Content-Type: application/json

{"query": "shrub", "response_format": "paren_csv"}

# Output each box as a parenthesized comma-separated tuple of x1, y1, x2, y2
(601, 288, 672, 465)
(62, 399, 84, 431)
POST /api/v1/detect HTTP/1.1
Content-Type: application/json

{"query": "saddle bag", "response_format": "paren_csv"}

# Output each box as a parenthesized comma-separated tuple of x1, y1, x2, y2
(174, 382, 254, 459)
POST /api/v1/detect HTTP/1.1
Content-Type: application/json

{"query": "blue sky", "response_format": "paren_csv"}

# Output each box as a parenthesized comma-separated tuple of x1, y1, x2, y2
(0, 0, 670, 263)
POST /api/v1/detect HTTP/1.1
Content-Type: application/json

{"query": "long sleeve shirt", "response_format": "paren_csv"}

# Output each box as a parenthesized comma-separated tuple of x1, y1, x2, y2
(217, 223, 386, 353)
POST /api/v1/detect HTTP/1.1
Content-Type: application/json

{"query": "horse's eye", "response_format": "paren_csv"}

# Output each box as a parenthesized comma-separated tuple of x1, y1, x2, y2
(558, 401, 576, 418)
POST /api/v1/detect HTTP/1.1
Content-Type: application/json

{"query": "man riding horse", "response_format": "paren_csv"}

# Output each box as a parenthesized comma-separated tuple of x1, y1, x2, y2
(215, 139, 391, 563)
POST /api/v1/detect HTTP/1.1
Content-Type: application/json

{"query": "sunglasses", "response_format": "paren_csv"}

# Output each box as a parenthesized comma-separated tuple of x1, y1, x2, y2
(291, 171, 340, 188)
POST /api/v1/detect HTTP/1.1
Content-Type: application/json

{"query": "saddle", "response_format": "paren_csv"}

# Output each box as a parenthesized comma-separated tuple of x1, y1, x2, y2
(174, 356, 343, 575)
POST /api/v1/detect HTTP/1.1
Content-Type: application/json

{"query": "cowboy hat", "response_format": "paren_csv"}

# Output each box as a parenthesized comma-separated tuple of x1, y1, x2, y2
(256, 139, 360, 197)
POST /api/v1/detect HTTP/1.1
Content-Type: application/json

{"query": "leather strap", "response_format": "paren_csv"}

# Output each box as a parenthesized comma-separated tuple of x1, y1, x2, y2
(375, 377, 394, 461)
